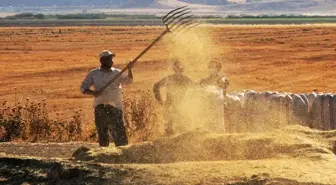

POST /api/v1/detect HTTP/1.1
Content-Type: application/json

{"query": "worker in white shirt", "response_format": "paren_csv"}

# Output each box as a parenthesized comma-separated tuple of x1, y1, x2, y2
(80, 50, 133, 147)
(199, 60, 229, 133)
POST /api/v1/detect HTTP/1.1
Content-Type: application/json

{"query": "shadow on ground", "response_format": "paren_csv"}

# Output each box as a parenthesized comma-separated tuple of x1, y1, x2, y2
(0, 157, 136, 185)
(0, 157, 328, 185)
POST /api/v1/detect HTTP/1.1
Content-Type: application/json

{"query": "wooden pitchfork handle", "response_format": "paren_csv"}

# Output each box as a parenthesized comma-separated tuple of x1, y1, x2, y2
(98, 29, 169, 93)
(98, 6, 197, 93)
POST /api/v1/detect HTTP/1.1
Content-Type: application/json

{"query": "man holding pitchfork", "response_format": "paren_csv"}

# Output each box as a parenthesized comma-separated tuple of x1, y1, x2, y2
(80, 50, 133, 147)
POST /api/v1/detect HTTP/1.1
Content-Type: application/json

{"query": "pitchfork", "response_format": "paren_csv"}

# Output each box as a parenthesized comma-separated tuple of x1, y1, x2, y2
(98, 6, 199, 93)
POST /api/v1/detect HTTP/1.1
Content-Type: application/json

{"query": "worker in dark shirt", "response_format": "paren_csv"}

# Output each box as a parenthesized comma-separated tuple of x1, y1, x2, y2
(153, 60, 194, 135)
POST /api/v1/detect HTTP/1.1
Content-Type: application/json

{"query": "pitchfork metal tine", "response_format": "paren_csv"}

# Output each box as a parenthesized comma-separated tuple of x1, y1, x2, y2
(171, 18, 195, 32)
(163, 9, 191, 25)
(168, 14, 194, 30)
(162, 5, 188, 22)
(166, 11, 192, 26)
(174, 22, 200, 35)
(184, 22, 200, 30)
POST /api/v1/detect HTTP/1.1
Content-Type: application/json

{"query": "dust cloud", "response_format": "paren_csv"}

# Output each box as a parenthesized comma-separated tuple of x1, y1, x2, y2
(156, 26, 295, 135)
(157, 26, 228, 134)
(163, 26, 220, 77)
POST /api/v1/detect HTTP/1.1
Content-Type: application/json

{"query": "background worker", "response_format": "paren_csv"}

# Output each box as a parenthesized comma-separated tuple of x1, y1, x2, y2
(200, 60, 229, 95)
(199, 60, 229, 133)
(153, 60, 194, 135)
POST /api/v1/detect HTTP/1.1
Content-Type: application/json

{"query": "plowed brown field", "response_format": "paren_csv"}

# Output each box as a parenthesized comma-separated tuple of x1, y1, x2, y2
(1, 25, 336, 119)
(1, 25, 336, 142)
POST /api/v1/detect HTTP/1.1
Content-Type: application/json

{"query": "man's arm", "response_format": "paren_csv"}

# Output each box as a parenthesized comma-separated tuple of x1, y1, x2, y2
(80, 72, 101, 97)
(127, 62, 134, 81)
(217, 76, 229, 95)
(186, 76, 195, 86)
(82, 89, 101, 97)
(199, 76, 212, 87)
(120, 62, 134, 84)
(153, 77, 167, 104)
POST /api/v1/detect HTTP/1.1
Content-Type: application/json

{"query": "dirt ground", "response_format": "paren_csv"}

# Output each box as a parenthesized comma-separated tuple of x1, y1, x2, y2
(1, 125, 336, 184)
(1, 25, 336, 184)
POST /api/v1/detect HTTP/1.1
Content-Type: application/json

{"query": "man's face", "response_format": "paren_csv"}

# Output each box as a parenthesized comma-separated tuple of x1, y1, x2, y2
(208, 63, 221, 75)
(173, 63, 184, 74)
(100, 55, 113, 68)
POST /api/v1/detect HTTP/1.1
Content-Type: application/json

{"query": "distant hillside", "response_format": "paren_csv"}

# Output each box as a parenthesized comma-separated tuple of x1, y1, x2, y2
(0, 0, 155, 7)
(180, 0, 230, 5)
(1, 0, 336, 14)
